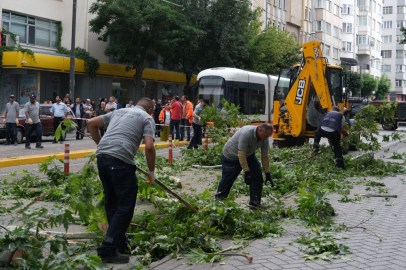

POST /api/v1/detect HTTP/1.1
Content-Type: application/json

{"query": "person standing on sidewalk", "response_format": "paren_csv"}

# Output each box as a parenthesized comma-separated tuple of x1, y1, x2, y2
(50, 96, 69, 144)
(4, 95, 20, 146)
(71, 98, 85, 140)
(169, 96, 182, 140)
(154, 99, 162, 138)
(215, 124, 274, 209)
(180, 95, 193, 141)
(159, 102, 171, 141)
(96, 101, 107, 137)
(87, 98, 156, 264)
(83, 99, 93, 132)
(187, 99, 209, 149)
(105, 96, 117, 112)
(24, 94, 43, 149)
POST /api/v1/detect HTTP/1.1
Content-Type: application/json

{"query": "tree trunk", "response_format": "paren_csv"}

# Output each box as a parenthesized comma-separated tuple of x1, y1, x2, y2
(133, 67, 145, 103)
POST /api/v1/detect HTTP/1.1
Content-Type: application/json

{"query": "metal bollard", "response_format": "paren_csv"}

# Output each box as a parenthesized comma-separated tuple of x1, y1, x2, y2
(168, 134, 173, 163)
(64, 143, 70, 175)
(204, 132, 208, 150)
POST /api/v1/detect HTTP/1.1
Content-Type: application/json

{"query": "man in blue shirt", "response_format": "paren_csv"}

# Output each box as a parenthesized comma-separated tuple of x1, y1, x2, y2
(50, 96, 70, 144)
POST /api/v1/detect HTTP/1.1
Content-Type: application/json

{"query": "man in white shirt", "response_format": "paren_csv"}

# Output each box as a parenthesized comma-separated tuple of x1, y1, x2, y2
(105, 96, 117, 112)
(84, 99, 93, 132)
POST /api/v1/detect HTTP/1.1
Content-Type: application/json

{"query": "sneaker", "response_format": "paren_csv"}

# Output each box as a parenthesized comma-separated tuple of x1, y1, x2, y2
(36, 145, 44, 149)
(117, 243, 137, 254)
(14, 142, 17, 146)
(25, 146, 31, 149)
(248, 204, 268, 211)
(98, 252, 129, 264)
(59, 141, 63, 144)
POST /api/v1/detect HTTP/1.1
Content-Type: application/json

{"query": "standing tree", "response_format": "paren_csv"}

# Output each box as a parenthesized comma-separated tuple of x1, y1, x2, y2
(246, 26, 301, 74)
(375, 73, 391, 100)
(342, 66, 362, 96)
(89, 0, 181, 102)
(360, 73, 378, 98)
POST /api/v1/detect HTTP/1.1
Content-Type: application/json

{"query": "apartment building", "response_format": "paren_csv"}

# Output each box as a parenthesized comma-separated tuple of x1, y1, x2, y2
(0, 0, 193, 108)
(382, 0, 406, 101)
(341, 0, 382, 80)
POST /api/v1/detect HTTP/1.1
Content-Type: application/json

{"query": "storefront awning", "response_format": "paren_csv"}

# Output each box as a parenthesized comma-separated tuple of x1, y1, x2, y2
(340, 57, 358, 66)
(2, 51, 196, 84)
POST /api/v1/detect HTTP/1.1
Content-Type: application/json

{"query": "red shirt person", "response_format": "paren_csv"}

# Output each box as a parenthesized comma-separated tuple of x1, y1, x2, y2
(169, 96, 183, 139)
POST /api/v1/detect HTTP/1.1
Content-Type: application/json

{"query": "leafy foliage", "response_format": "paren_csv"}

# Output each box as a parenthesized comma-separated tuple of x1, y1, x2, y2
(360, 73, 378, 98)
(54, 119, 78, 142)
(375, 73, 391, 100)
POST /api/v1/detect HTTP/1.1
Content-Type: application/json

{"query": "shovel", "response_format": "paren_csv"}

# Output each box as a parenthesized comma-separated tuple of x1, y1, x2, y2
(136, 167, 198, 213)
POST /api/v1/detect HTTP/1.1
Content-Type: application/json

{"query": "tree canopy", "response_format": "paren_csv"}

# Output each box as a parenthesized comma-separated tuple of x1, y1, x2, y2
(375, 73, 391, 100)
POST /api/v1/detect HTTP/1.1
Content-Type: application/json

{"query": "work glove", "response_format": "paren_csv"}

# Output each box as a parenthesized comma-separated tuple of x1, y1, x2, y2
(265, 173, 274, 187)
(3, 120, 5, 125)
(27, 118, 33, 125)
(148, 171, 156, 184)
(15, 118, 19, 125)
(244, 171, 252, 185)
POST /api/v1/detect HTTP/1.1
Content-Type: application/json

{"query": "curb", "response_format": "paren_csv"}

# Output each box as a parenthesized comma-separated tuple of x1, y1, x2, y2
(0, 140, 209, 168)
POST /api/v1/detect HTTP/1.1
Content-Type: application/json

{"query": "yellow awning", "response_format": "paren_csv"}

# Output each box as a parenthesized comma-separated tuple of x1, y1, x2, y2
(2, 51, 197, 84)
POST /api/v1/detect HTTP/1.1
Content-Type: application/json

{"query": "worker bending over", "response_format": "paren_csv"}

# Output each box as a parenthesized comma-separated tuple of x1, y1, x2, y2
(215, 123, 274, 209)
(87, 98, 156, 264)
(313, 106, 348, 169)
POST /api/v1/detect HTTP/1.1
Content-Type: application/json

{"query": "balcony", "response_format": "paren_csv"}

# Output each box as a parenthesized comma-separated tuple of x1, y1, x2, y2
(357, 26, 371, 35)
(357, 44, 371, 55)
(395, 72, 406, 80)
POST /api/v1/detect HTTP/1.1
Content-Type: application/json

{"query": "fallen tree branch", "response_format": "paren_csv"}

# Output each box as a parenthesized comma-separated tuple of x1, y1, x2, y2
(346, 226, 382, 242)
(356, 193, 397, 198)
(16, 192, 49, 214)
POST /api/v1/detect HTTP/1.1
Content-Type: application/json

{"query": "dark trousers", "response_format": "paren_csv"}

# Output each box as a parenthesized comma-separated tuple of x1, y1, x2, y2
(53, 117, 65, 142)
(155, 119, 161, 137)
(313, 128, 344, 168)
(97, 155, 138, 256)
(6, 123, 17, 143)
(25, 122, 42, 147)
(188, 123, 202, 149)
(216, 154, 264, 206)
(76, 120, 84, 139)
(170, 119, 180, 140)
(180, 119, 191, 141)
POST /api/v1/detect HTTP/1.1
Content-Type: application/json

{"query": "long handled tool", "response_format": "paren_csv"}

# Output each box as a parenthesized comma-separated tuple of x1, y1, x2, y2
(136, 167, 198, 213)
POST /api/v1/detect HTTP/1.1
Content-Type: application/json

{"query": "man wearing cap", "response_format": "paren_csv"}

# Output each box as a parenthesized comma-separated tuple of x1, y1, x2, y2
(187, 99, 209, 149)
(83, 99, 93, 132)
(4, 95, 20, 146)
(24, 94, 43, 149)
(50, 95, 70, 144)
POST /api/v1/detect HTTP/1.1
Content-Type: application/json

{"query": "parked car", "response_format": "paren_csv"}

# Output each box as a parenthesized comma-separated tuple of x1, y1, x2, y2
(0, 104, 78, 144)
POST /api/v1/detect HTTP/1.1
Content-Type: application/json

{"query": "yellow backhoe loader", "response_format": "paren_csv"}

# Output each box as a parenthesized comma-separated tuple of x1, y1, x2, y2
(272, 41, 351, 148)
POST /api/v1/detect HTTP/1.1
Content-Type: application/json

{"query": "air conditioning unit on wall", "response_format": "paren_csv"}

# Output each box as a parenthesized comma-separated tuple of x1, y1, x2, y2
(4, 34, 16, 47)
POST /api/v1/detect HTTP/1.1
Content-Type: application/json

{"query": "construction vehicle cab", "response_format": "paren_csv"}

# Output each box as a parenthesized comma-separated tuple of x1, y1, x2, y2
(272, 41, 350, 147)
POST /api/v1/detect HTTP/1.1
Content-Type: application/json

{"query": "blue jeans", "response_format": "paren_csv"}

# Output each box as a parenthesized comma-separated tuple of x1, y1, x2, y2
(170, 119, 180, 140)
(180, 119, 190, 141)
(25, 122, 43, 147)
(6, 123, 17, 143)
(97, 155, 138, 256)
(216, 154, 264, 206)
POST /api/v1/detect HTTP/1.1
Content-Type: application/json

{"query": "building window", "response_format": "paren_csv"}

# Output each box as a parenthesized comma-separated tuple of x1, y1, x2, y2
(396, 50, 406, 58)
(342, 23, 352, 33)
(382, 35, 392, 43)
(378, 4, 381, 15)
(305, 8, 308, 20)
(382, 21, 393, 29)
(325, 45, 330, 56)
(342, 41, 352, 52)
(309, 9, 312, 22)
(397, 20, 406, 28)
(383, 6, 393, 14)
(377, 22, 381, 29)
(357, 35, 369, 45)
(372, 0, 376, 12)
(358, 16, 368, 26)
(334, 4, 340, 16)
(375, 60, 381, 70)
(382, 65, 391, 72)
(1, 10, 58, 48)
(358, 0, 370, 11)
(398, 6, 406, 14)
(396, 65, 406, 72)
(325, 22, 331, 34)
(376, 40, 381, 51)
(372, 19, 375, 30)
(342, 4, 353, 14)
(316, 0, 324, 8)
(326, 0, 331, 11)
(396, 80, 402, 87)
(333, 26, 339, 37)
(382, 50, 392, 58)
(316, 21, 323, 31)
(371, 37, 375, 49)
(333, 47, 338, 59)
(397, 35, 403, 43)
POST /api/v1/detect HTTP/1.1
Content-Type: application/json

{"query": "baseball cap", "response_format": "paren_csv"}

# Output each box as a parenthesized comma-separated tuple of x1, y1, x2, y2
(30, 94, 36, 98)
(9, 94, 15, 98)
(203, 98, 210, 105)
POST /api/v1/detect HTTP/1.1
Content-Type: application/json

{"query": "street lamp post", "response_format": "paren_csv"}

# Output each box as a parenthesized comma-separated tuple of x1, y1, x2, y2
(69, 0, 77, 99)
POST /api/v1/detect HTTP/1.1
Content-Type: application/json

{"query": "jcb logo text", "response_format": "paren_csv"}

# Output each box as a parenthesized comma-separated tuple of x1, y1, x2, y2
(295, 79, 305, 105)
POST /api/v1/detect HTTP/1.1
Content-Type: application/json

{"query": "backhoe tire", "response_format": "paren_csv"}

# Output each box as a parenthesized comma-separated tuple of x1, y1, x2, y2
(382, 121, 397, 131)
